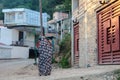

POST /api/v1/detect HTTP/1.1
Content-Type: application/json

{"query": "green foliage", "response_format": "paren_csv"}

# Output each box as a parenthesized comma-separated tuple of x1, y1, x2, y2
(0, 0, 71, 20)
(114, 70, 120, 80)
(0, 0, 39, 20)
(59, 57, 70, 68)
(59, 33, 71, 68)
(59, 33, 71, 54)
(52, 57, 57, 63)
(54, 0, 71, 13)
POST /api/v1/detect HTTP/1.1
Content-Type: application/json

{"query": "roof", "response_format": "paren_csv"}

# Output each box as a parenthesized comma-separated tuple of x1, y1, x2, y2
(45, 33, 56, 37)
(2, 8, 26, 12)
(48, 20, 57, 24)
(2, 8, 49, 17)
(48, 17, 70, 24)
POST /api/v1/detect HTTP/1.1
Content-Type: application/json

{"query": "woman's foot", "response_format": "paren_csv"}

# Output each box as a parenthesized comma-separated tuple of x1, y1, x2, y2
(39, 73, 41, 76)
(48, 73, 51, 75)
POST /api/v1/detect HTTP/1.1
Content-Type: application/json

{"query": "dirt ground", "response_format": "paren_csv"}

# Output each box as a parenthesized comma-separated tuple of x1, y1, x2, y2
(0, 59, 62, 80)
(0, 59, 120, 80)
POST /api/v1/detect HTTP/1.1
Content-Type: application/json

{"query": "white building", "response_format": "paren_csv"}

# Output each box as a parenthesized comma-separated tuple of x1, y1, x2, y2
(47, 12, 71, 42)
(2, 8, 50, 47)
(0, 8, 50, 59)
(0, 27, 12, 45)
(0, 23, 29, 59)
(2, 8, 50, 27)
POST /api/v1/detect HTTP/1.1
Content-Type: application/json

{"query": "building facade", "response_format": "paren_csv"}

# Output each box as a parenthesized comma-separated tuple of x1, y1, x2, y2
(48, 12, 71, 42)
(72, 0, 120, 68)
(47, 12, 71, 53)
(0, 21, 29, 59)
(0, 8, 50, 59)
(2, 8, 50, 48)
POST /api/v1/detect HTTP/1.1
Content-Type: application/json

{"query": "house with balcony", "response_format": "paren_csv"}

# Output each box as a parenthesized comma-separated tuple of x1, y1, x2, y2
(47, 12, 71, 42)
(71, 0, 120, 68)
(1, 8, 50, 59)
(47, 12, 71, 53)
(2, 8, 50, 47)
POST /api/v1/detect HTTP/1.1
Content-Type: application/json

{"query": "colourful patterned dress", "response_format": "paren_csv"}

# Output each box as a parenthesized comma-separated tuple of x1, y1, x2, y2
(38, 37, 53, 76)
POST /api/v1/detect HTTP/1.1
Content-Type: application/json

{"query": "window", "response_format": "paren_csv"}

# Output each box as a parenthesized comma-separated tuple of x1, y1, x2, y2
(6, 13, 15, 22)
(18, 12, 23, 19)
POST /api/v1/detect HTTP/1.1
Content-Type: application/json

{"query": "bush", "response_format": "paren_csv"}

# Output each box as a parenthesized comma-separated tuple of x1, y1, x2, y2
(52, 57, 57, 63)
(59, 33, 71, 54)
(58, 33, 71, 68)
(59, 57, 70, 68)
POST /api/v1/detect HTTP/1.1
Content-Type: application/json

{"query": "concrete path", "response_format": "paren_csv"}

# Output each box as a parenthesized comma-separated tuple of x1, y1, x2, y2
(0, 59, 120, 80)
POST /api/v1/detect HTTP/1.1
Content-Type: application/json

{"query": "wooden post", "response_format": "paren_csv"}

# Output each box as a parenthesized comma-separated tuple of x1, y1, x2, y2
(39, 0, 43, 36)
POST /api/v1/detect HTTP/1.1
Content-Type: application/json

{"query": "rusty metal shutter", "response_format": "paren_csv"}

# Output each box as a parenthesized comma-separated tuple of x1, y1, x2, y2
(97, 1, 120, 64)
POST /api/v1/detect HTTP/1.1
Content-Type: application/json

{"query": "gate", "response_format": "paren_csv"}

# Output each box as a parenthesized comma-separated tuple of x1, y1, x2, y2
(97, 1, 120, 64)
(74, 22, 79, 65)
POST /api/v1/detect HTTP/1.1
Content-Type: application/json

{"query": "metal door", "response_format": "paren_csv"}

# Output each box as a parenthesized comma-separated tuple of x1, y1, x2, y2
(97, 1, 120, 64)
(74, 23, 79, 65)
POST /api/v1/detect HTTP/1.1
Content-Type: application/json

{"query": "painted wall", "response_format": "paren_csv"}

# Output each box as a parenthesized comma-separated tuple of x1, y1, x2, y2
(2, 8, 50, 28)
(0, 27, 12, 45)
(53, 12, 68, 21)
(12, 29, 19, 42)
(11, 46, 29, 59)
(0, 45, 12, 58)
(24, 32, 35, 47)
(0, 45, 29, 59)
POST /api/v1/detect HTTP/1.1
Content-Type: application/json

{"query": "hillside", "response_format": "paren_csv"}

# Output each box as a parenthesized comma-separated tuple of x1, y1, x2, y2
(0, 0, 71, 19)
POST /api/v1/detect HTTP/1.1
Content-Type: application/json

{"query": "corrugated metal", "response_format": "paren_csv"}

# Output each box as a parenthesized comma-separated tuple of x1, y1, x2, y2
(97, 1, 120, 64)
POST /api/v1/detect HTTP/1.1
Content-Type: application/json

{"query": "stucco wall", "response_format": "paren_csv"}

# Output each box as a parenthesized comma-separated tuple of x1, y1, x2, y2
(0, 27, 12, 45)
(12, 29, 19, 42)
(11, 46, 29, 59)
(0, 45, 29, 59)
(24, 32, 35, 47)
(0, 45, 12, 59)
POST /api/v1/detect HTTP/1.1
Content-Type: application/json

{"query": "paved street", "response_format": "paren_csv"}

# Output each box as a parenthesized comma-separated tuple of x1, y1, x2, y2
(0, 59, 120, 80)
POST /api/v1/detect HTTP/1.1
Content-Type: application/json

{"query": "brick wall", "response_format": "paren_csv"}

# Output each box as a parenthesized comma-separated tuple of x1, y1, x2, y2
(72, 0, 100, 67)
(72, 0, 118, 67)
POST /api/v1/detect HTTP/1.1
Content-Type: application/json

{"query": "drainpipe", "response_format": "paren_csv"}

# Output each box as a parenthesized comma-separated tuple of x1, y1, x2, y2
(85, 1, 88, 68)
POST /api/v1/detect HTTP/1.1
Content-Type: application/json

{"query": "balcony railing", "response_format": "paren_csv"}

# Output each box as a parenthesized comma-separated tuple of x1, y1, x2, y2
(11, 40, 34, 47)
(48, 29, 57, 33)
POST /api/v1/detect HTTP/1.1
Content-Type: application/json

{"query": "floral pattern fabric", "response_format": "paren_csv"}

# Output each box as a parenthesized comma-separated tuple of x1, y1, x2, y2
(38, 37, 53, 76)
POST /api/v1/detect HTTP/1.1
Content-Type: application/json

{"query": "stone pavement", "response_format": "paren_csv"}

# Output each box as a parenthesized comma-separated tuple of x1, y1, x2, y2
(0, 59, 120, 80)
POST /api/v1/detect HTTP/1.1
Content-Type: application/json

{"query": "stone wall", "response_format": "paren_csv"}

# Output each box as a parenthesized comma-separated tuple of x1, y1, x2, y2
(72, 0, 119, 67)
(76, 0, 99, 67)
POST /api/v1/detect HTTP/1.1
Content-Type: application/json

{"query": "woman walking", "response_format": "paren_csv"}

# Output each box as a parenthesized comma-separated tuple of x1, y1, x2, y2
(38, 36, 53, 76)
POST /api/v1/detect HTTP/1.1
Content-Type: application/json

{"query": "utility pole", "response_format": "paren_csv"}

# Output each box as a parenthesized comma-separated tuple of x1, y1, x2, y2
(39, 0, 43, 36)
(34, 0, 43, 65)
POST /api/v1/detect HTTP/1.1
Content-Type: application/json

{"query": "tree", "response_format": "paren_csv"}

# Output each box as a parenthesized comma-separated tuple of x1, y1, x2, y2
(0, 0, 71, 20)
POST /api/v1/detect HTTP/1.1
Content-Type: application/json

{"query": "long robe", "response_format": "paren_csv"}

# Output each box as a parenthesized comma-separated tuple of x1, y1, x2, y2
(38, 37, 53, 76)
